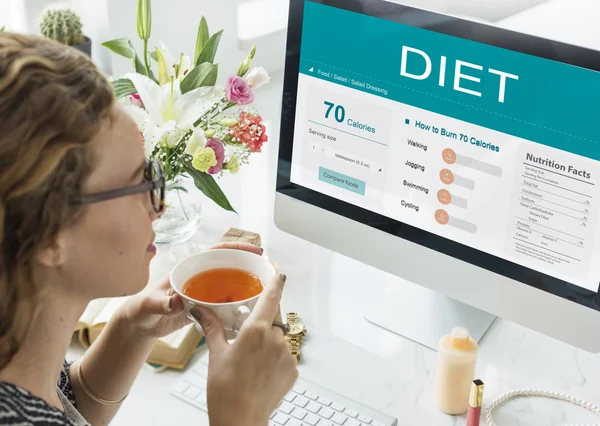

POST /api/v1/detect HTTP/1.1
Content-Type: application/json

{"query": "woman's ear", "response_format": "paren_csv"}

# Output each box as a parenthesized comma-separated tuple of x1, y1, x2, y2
(35, 235, 67, 267)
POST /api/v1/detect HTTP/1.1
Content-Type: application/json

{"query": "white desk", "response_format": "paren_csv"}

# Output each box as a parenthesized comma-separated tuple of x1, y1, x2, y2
(67, 204, 600, 426)
(68, 2, 600, 424)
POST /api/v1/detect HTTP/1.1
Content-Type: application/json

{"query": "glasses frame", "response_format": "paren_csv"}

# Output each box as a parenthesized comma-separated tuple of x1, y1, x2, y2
(70, 159, 165, 213)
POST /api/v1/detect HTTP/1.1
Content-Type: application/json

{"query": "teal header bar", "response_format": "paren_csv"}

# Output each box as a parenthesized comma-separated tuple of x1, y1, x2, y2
(319, 167, 366, 195)
(300, 1, 600, 161)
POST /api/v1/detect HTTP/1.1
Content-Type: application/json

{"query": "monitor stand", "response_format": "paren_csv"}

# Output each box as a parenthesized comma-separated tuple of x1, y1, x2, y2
(364, 279, 497, 352)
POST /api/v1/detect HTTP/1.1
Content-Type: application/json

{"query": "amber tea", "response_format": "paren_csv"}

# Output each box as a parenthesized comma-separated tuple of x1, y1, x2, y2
(182, 267, 263, 304)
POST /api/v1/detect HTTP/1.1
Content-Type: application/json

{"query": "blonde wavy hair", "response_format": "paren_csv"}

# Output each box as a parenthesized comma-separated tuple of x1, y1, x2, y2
(0, 32, 115, 369)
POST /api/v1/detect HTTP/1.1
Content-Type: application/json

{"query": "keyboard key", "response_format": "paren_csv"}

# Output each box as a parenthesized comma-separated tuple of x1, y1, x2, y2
(358, 415, 372, 424)
(183, 386, 200, 399)
(270, 411, 277, 420)
(304, 413, 320, 425)
(192, 363, 209, 378)
(372, 422, 386, 426)
(346, 419, 361, 426)
(344, 409, 358, 418)
(293, 396, 309, 408)
(318, 408, 334, 419)
(273, 412, 290, 425)
(279, 402, 295, 415)
(293, 386, 306, 395)
(172, 382, 189, 394)
(318, 397, 332, 406)
(306, 392, 319, 401)
(194, 391, 207, 405)
(331, 403, 346, 412)
(283, 392, 297, 403)
(287, 420, 303, 426)
(332, 413, 348, 424)
(318, 422, 335, 426)
(306, 401, 321, 414)
(291, 407, 307, 420)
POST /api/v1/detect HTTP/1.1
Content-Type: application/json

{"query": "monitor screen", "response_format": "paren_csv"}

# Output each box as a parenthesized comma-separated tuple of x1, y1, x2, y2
(277, 0, 600, 310)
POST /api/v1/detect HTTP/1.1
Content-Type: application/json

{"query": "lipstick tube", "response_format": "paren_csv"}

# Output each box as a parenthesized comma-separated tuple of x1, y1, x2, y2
(466, 379, 484, 426)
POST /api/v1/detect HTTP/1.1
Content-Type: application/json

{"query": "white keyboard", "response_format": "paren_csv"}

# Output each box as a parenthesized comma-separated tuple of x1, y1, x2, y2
(170, 352, 398, 426)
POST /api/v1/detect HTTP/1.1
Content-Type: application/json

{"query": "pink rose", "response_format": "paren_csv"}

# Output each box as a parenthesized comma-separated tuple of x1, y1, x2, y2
(226, 76, 254, 105)
(206, 138, 225, 174)
(128, 93, 144, 108)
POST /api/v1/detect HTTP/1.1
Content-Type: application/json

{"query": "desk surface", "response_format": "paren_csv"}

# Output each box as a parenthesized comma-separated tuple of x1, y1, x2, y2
(68, 1, 600, 424)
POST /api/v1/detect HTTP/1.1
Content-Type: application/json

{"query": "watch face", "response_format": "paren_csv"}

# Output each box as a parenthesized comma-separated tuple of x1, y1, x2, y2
(289, 323, 305, 335)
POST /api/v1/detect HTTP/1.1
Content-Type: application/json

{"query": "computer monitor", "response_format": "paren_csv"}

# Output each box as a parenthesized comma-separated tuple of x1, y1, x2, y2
(274, 0, 600, 353)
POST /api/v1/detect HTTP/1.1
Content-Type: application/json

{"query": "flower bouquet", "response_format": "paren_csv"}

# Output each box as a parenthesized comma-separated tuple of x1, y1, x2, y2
(102, 0, 270, 241)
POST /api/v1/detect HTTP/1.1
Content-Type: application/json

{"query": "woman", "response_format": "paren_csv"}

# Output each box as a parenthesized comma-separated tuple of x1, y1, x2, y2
(0, 32, 298, 426)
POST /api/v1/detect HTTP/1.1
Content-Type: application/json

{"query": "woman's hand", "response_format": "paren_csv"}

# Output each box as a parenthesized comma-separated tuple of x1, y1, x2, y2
(192, 273, 298, 426)
(118, 242, 264, 339)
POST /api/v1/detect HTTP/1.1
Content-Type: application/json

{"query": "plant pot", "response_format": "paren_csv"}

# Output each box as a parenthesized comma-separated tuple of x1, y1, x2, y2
(74, 36, 92, 57)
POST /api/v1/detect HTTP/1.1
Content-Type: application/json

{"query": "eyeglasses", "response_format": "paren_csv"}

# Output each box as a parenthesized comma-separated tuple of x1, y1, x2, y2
(70, 159, 165, 213)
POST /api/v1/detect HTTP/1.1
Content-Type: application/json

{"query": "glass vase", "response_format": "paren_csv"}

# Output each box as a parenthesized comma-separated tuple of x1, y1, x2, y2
(153, 177, 203, 245)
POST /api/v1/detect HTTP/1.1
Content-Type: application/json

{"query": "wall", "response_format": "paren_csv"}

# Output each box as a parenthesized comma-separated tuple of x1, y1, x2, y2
(391, 0, 549, 21)
(6, 0, 552, 79)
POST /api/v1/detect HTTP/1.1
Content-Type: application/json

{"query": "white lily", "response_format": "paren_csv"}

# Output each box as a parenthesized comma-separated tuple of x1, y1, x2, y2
(123, 72, 224, 156)
(156, 41, 191, 82)
(176, 54, 191, 79)
(185, 127, 207, 156)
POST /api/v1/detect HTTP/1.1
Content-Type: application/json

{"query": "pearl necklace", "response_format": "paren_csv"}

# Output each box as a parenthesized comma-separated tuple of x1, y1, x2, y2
(485, 389, 600, 426)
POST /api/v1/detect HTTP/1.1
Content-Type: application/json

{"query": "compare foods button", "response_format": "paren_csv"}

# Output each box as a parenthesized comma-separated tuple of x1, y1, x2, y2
(318, 167, 366, 195)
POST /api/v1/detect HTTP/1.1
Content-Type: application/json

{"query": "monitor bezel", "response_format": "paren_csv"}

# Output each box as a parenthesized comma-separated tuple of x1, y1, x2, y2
(276, 0, 600, 311)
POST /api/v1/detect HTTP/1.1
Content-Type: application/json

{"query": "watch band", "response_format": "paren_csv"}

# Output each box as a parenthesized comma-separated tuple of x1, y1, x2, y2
(285, 313, 304, 360)
(287, 336, 302, 360)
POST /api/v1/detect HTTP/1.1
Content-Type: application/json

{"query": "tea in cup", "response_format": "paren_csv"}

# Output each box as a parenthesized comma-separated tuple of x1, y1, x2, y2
(170, 249, 276, 337)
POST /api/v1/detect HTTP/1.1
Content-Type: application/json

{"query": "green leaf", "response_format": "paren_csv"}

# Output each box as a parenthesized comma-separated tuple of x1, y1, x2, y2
(102, 38, 135, 59)
(180, 63, 218, 94)
(194, 17, 210, 65)
(133, 54, 147, 75)
(103, 38, 156, 81)
(167, 185, 188, 193)
(195, 29, 223, 66)
(150, 50, 158, 61)
(182, 160, 236, 212)
(111, 78, 137, 99)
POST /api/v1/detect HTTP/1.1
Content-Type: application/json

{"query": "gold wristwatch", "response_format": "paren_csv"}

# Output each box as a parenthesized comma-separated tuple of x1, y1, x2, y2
(285, 312, 307, 361)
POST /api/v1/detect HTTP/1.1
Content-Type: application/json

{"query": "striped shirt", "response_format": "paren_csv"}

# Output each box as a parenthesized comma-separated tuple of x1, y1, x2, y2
(0, 360, 83, 426)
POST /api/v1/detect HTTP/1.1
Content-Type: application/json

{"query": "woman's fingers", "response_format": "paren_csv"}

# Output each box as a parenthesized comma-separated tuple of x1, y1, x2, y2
(249, 274, 286, 324)
(208, 241, 263, 256)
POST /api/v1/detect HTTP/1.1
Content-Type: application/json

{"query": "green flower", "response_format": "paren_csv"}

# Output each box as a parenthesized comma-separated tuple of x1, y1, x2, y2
(236, 45, 256, 77)
(192, 147, 217, 172)
(224, 155, 240, 174)
(219, 118, 238, 127)
(136, 0, 152, 41)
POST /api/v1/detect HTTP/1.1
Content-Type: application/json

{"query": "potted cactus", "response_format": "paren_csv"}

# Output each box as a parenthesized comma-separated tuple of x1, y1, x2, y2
(39, 7, 91, 57)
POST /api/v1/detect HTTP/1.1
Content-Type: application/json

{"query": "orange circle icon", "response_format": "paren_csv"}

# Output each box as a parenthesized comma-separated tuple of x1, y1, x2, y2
(437, 189, 452, 205)
(435, 209, 449, 225)
(440, 169, 454, 185)
(442, 148, 456, 164)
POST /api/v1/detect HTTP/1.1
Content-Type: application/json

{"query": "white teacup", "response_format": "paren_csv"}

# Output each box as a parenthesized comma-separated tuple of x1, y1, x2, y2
(170, 249, 276, 338)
